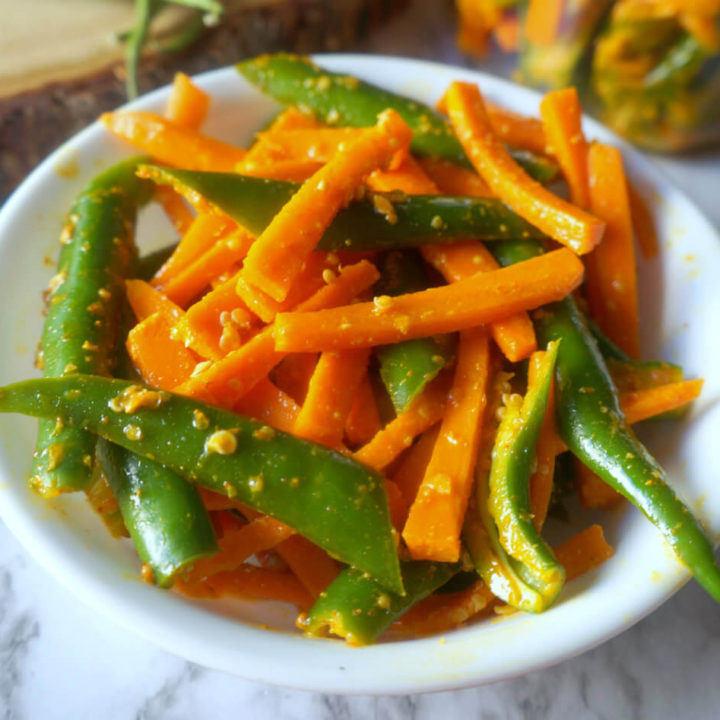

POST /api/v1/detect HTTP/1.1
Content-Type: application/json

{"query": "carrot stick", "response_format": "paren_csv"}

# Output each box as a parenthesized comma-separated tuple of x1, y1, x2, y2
(456, 0, 500, 58)
(293, 348, 371, 448)
(198, 487, 244, 511)
(273, 248, 584, 353)
(174, 260, 380, 405)
(236, 158, 324, 183)
(367, 156, 440, 195)
(554, 524, 614, 581)
(621, 379, 704, 424)
(403, 328, 490, 562)
(576, 457, 624, 509)
(272, 353, 318, 405)
(628, 182, 660, 260)
(153, 185, 195, 234)
(416, 157, 492, 197)
(233, 377, 301, 433)
(162, 228, 255, 308)
(125, 279, 183, 323)
(524, 0, 565, 46)
(178, 565, 314, 610)
(274, 535, 340, 598)
(175, 270, 255, 360)
(540, 88, 590, 208)
(263, 106, 322, 133)
(344, 375, 383, 447)
(390, 425, 441, 507)
(353, 373, 450, 471)
(236, 251, 337, 323)
(486, 102, 548, 155)
(240, 109, 412, 303)
(393, 579, 495, 635)
(166, 72, 210, 130)
(422, 241, 537, 362)
(184, 515, 294, 583)
(585, 142, 640, 358)
(100, 111, 246, 171)
(528, 349, 560, 529)
(152, 212, 235, 288)
(444, 81, 605, 254)
(127, 312, 200, 390)
(250, 127, 364, 164)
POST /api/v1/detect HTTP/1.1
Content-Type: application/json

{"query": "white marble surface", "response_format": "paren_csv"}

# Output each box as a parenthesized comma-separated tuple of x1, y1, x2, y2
(2, 1, 720, 717)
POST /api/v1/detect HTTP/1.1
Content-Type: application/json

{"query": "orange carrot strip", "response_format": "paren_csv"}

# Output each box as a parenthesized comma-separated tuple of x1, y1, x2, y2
(174, 260, 380, 405)
(403, 328, 490, 562)
(100, 111, 246, 171)
(528, 349, 559, 529)
(384, 477, 409, 530)
(166, 72, 210, 130)
(162, 228, 255, 307)
(621, 379, 703, 424)
(486, 102, 548, 155)
(390, 425, 441, 506)
(179, 565, 313, 609)
(125, 279, 183, 323)
(184, 515, 294, 583)
(585, 142, 640, 358)
(240, 109, 412, 303)
(554, 524, 614, 581)
(274, 535, 340, 598)
(524, 0, 565, 46)
(680, 12, 720, 51)
(176, 270, 254, 360)
(628, 182, 660, 260)
(233, 377, 301, 433)
(127, 312, 200, 390)
(344, 375, 382, 447)
(236, 251, 337, 323)
(367, 156, 440, 194)
(422, 241, 537, 362)
(353, 373, 450, 471)
(417, 157, 492, 197)
(393, 579, 494, 635)
(576, 457, 624, 509)
(250, 127, 364, 164)
(274, 248, 584, 352)
(293, 348, 371, 447)
(199, 487, 244, 511)
(152, 212, 235, 288)
(272, 353, 318, 405)
(153, 185, 195, 234)
(445, 81, 605, 254)
(456, 0, 500, 58)
(540, 87, 590, 208)
(263, 106, 322, 134)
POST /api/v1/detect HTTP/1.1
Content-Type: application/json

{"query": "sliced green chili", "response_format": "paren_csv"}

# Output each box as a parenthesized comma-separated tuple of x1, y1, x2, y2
(301, 561, 458, 645)
(236, 53, 559, 183)
(141, 165, 545, 250)
(31, 157, 152, 497)
(493, 238, 720, 604)
(487, 340, 565, 607)
(0, 375, 403, 594)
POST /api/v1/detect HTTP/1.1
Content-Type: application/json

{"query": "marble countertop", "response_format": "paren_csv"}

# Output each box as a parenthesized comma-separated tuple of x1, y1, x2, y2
(2, 2, 720, 717)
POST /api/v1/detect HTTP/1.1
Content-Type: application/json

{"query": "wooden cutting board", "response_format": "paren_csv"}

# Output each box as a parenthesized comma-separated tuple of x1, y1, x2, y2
(0, 0, 409, 201)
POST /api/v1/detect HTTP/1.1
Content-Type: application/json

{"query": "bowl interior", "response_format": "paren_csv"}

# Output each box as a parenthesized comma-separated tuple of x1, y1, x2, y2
(0, 55, 719, 693)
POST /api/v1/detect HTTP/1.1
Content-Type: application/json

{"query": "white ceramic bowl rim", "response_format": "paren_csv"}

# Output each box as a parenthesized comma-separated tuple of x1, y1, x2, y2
(0, 55, 719, 694)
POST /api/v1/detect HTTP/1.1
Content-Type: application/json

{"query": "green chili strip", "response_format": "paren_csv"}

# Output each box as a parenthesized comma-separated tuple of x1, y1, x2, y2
(487, 340, 565, 606)
(97, 439, 217, 587)
(141, 165, 545, 251)
(236, 53, 559, 183)
(0, 375, 403, 594)
(301, 561, 459, 645)
(31, 157, 152, 497)
(494, 239, 720, 604)
(374, 251, 452, 412)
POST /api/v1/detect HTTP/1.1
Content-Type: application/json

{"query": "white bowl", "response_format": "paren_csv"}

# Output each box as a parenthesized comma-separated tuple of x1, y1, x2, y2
(0, 55, 719, 694)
